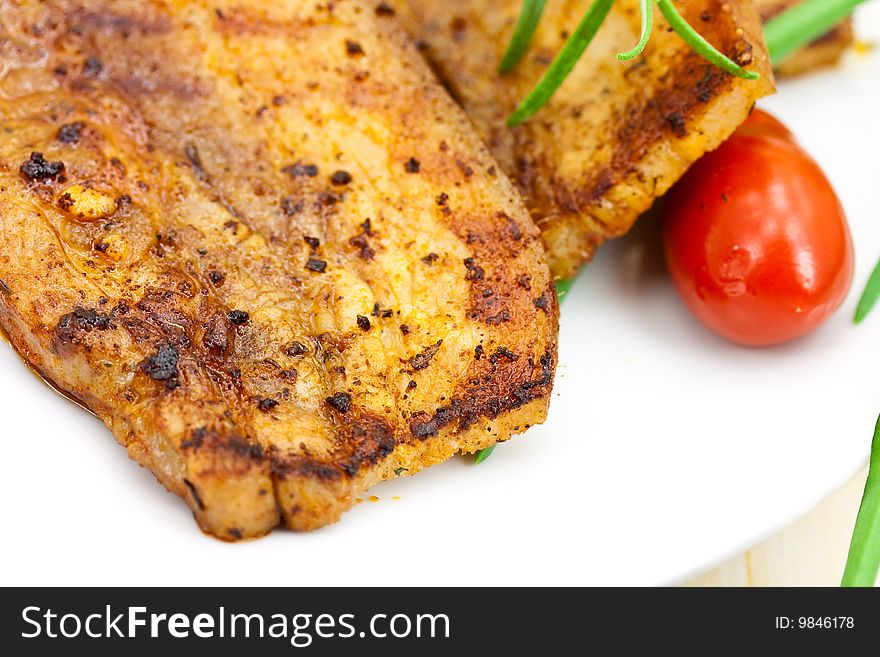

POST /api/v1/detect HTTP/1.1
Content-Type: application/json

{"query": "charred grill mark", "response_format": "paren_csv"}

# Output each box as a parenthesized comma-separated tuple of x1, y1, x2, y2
(490, 347, 518, 363)
(54, 307, 111, 348)
(183, 478, 206, 510)
(408, 352, 554, 439)
(212, 7, 312, 38)
(72, 10, 173, 37)
(180, 428, 204, 450)
(665, 112, 687, 138)
(181, 428, 264, 462)
(485, 308, 511, 324)
(268, 413, 396, 481)
(225, 435, 264, 460)
(336, 412, 396, 476)
(0, 279, 10, 295)
(270, 454, 343, 482)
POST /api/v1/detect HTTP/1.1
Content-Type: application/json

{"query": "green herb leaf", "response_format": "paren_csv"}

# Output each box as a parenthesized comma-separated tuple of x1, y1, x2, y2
(854, 256, 880, 324)
(499, 0, 548, 74)
(617, 0, 655, 61)
(474, 445, 496, 464)
(656, 0, 759, 80)
(555, 277, 576, 302)
(765, 0, 868, 65)
(508, 0, 615, 126)
(841, 415, 880, 587)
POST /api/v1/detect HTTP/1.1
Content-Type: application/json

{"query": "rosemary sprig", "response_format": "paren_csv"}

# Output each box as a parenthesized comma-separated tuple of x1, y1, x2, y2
(854, 256, 880, 324)
(499, 0, 547, 74)
(656, 0, 759, 79)
(841, 415, 880, 587)
(765, 0, 868, 63)
(507, 0, 755, 125)
(508, 0, 615, 126)
(474, 445, 496, 464)
(555, 278, 576, 302)
(617, 0, 654, 61)
(504, 0, 871, 125)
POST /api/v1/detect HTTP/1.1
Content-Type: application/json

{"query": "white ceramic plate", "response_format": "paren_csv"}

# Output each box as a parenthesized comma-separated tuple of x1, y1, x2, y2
(2, 6, 879, 588)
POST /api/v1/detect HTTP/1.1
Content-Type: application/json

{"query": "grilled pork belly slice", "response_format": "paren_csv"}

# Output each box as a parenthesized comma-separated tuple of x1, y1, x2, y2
(0, 0, 558, 539)
(394, 0, 774, 279)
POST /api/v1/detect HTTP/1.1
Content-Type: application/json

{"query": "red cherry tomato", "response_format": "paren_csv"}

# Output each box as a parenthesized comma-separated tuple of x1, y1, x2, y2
(735, 108, 796, 142)
(662, 111, 854, 347)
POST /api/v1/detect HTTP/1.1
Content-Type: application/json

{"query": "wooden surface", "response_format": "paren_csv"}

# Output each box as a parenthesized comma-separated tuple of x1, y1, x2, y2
(685, 468, 875, 587)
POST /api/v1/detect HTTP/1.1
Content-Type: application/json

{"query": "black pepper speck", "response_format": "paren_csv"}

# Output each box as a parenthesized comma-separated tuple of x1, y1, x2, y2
(331, 170, 352, 186)
(57, 122, 84, 145)
(305, 258, 327, 273)
(20, 152, 65, 182)
(286, 341, 309, 356)
(227, 310, 249, 325)
(326, 392, 352, 413)
(141, 344, 179, 382)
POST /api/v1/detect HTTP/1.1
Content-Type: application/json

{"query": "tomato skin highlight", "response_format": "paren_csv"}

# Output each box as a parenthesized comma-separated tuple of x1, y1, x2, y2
(662, 115, 854, 347)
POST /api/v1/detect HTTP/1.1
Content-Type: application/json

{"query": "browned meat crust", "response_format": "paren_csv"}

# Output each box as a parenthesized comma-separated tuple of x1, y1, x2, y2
(394, 0, 774, 279)
(0, 0, 558, 539)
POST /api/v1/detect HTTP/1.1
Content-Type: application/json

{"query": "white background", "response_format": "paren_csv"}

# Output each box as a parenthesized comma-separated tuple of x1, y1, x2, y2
(1, 4, 879, 587)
